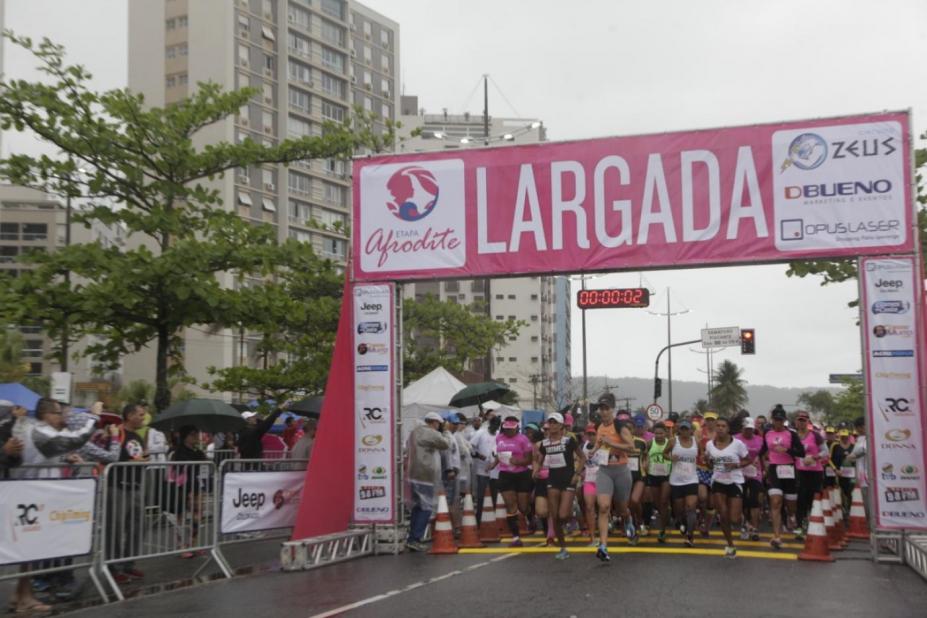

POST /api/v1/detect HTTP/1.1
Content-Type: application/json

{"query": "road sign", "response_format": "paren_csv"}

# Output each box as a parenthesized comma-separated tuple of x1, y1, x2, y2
(646, 403, 664, 421)
(51, 372, 71, 403)
(829, 373, 863, 384)
(701, 326, 741, 348)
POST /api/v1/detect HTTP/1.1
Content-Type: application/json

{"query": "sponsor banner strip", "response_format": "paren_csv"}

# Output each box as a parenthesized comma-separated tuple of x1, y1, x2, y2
(860, 256, 927, 530)
(220, 471, 305, 534)
(352, 283, 396, 523)
(353, 111, 913, 282)
(0, 478, 97, 565)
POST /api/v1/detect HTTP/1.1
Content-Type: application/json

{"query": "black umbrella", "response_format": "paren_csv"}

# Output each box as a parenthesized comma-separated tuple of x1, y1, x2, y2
(285, 396, 324, 418)
(449, 382, 511, 408)
(150, 398, 246, 434)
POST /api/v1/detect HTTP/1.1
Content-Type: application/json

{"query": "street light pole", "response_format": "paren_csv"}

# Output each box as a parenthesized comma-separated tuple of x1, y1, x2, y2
(61, 191, 71, 372)
(581, 275, 588, 416)
(667, 288, 672, 415)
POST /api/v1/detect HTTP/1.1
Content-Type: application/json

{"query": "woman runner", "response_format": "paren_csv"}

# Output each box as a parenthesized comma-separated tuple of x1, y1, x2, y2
(706, 417, 752, 559)
(734, 417, 765, 541)
(628, 419, 649, 537)
(666, 419, 701, 547)
(580, 423, 600, 544)
(534, 413, 585, 559)
(763, 406, 805, 549)
(592, 394, 639, 562)
(794, 411, 827, 539)
(494, 416, 534, 547)
(646, 422, 672, 543)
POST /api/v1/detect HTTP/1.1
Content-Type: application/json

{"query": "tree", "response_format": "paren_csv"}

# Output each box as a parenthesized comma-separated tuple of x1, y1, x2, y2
(402, 295, 525, 384)
(797, 389, 835, 422)
(0, 35, 379, 412)
(0, 328, 28, 383)
(709, 360, 748, 416)
(831, 379, 865, 427)
(692, 399, 709, 415)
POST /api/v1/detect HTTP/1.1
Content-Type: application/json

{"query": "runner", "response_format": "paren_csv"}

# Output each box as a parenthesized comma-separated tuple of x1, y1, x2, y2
(696, 411, 718, 536)
(533, 412, 585, 560)
(763, 405, 805, 549)
(794, 411, 827, 538)
(706, 417, 752, 559)
(493, 416, 534, 547)
(592, 393, 638, 562)
(524, 422, 550, 540)
(734, 417, 764, 541)
(666, 418, 700, 547)
(646, 422, 672, 543)
(629, 417, 649, 536)
(580, 423, 600, 544)
(830, 428, 856, 515)
(823, 426, 838, 490)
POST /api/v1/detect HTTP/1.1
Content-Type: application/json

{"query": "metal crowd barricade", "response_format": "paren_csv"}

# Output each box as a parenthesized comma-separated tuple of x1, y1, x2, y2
(99, 460, 218, 601)
(0, 463, 109, 603)
(211, 458, 308, 578)
(903, 534, 927, 582)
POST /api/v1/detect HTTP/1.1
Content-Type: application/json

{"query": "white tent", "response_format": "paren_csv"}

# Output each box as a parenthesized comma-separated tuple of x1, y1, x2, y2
(402, 366, 466, 406)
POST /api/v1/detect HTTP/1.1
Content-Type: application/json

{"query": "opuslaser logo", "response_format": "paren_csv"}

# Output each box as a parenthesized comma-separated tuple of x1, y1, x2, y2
(884, 487, 920, 504)
(872, 300, 910, 315)
(359, 159, 466, 273)
(873, 325, 913, 338)
(780, 218, 900, 242)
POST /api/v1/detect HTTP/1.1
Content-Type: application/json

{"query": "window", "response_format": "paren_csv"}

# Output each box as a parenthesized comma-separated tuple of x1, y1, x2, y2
(320, 19, 344, 46)
(166, 45, 175, 59)
(507, 294, 515, 300)
(363, 96, 372, 112)
(21, 224, 47, 241)
(28, 362, 42, 376)
(177, 15, 188, 28)
(0, 246, 18, 262)
(380, 29, 390, 47)
(531, 356, 539, 363)
(287, 4, 310, 28)
(166, 17, 176, 30)
(363, 21, 371, 36)
(323, 182, 344, 205)
(320, 0, 343, 20)
(262, 82, 274, 102)
(262, 110, 274, 131)
(262, 197, 276, 212)
(495, 294, 503, 300)
(531, 315, 538, 321)
(495, 315, 503, 320)
(531, 294, 538, 300)
(288, 32, 310, 58)
(288, 60, 311, 84)
(288, 87, 310, 112)
(261, 0, 273, 17)
(316, 208, 345, 229)
(166, 75, 176, 88)
(320, 73, 345, 98)
(320, 47, 344, 72)
(177, 73, 188, 85)
(236, 166, 249, 184)
(262, 168, 274, 187)
(288, 115, 311, 138)
(288, 171, 311, 194)
(320, 101, 345, 122)
(264, 54, 275, 73)
(363, 70, 372, 86)
(380, 54, 389, 72)
(508, 357, 516, 362)
(496, 356, 504, 363)
(323, 238, 345, 258)
(22, 339, 43, 358)
(531, 336, 538, 342)
(238, 71, 250, 88)
(363, 46, 372, 63)
(239, 104, 250, 121)
(322, 158, 344, 176)
(289, 229, 312, 243)
(509, 378, 517, 384)
(0, 223, 18, 240)
(238, 44, 250, 65)
(445, 281, 459, 292)
(289, 199, 311, 224)
(238, 14, 250, 30)
(508, 315, 516, 320)
(237, 192, 253, 206)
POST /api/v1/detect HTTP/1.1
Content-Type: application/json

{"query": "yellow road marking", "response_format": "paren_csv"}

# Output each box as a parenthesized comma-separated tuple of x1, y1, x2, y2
(458, 546, 798, 560)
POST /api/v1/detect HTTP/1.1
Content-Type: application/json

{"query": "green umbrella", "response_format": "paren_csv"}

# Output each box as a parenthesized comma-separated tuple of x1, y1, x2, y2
(285, 396, 324, 418)
(449, 382, 511, 408)
(150, 398, 246, 434)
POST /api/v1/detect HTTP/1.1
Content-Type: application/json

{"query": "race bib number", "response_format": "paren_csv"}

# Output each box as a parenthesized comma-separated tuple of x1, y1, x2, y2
(675, 462, 695, 477)
(584, 467, 598, 483)
(497, 452, 512, 465)
(840, 467, 856, 479)
(714, 468, 732, 482)
(627, 458, 640, 472)
(825, 467, 836, 478)
(546, 452, 566, 469)
(776, 465, 795, 480)
(650, 463, 669, 477)
(594, 450, 610, 465)
(743, 465, 758, 479)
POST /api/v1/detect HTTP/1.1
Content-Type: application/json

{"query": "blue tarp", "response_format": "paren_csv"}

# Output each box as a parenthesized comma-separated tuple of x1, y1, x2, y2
(0, 383, 41, 414)
(520, 410, 546, 428)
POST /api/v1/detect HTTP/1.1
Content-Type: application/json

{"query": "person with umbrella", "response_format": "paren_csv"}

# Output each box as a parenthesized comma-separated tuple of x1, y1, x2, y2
(404, 412, 450, 552)
(238, 408, 284, 459)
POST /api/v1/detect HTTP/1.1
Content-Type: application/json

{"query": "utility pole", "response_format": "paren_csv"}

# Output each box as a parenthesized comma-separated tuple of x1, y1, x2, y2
(481, 74, 492, 380)
(581, 275, 588, 417)
(620, 397, 636, 412)
(649, 288, 689, 416)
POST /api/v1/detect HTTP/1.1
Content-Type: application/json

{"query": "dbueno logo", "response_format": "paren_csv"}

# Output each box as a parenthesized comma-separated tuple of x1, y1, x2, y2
(783, 179, 891, 199)
(359, 159, 466, 273)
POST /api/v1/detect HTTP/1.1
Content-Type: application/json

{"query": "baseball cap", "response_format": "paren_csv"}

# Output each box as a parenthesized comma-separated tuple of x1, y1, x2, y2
(584, 423, 597, 434)
(451, 412, 466, 424)
(633, 416, 646, 427)
(742, 417, 755, 429)
(596, 393, 616, 409)
(663, 419, 675, 428)
(704, 411, 719, 420)
(547, 412, 564, 425)
(241, 411, 257, 420)
(678, 419, 693, 430)
(423, 412, 444, 423)
(838, 429, 850, 437)
(825, 426, 836, 433)
(501, 417, 519, 430)
(796, 411, 810, 421)
(771, 407, 788, 420)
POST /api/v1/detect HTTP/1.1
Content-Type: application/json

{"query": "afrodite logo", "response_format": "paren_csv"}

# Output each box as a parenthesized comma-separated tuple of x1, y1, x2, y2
(359, 159, 466, 273)
(386, 166, 439, 221)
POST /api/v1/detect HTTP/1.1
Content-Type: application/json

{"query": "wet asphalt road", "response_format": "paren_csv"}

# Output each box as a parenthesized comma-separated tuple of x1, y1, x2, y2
(68, 537, 927, 618)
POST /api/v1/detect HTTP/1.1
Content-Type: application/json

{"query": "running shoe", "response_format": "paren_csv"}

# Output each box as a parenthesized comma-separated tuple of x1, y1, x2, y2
(508, 538, 524, 548)
(740, 528, 750, 541)
(405, 541, 424, 552)
(639, 524, 649, 537)
(751, 532, 761, 542)
(699, 524, 710, 538)
(724, 545, 737, 560)
(769, 537, 782, 550)
(625, 519, 639, 545)
(595, 544, 611, 562)
(685, 533, 694, 547)
(657, 531, 666, 544)
(679, 523, 687, 537)
(587, 538, 599, 547)
(555, 548, 571, 560)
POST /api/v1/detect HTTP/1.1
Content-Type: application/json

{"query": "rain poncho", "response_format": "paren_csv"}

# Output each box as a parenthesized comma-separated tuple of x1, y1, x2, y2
(404, 424, 449, 511)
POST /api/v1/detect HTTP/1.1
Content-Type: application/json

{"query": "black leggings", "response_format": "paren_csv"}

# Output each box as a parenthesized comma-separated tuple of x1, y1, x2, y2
(796, 470, 823, 527)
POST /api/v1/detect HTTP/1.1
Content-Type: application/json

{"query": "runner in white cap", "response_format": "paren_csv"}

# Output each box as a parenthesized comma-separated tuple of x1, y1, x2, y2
(706, 417, 752, 559)
(533, 412, 584, 559)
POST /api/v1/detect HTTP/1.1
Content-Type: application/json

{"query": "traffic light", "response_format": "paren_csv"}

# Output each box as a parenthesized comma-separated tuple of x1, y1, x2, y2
(654, 377, 663, 400)
(741, 328, 755, 354)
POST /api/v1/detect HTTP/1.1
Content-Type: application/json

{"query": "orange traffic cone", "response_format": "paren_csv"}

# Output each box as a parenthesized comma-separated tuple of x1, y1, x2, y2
(479, 489, 500, 543)
(458, 494, 485, 548)
(495, 494, 508, 536)
(430, 494, 459, 555)
(830, 487, 848, 547)
(798, 493, 835, 562)
(846, 487, 870, 540)
(820, 494, 842, 552)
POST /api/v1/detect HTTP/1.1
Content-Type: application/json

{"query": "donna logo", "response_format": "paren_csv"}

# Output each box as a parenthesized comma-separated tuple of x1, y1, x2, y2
(781, 133, 828, 172)
(386, 166, 439, 222)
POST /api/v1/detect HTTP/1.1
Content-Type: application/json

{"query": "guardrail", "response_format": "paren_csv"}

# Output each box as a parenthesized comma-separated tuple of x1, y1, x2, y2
(903, 534, 927, 582)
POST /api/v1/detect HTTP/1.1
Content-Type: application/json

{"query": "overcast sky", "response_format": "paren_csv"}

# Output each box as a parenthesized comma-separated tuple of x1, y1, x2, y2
(3, 0, 926, 390)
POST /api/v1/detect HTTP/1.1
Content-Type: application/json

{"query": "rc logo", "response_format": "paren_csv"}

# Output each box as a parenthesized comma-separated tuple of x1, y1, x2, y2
(780, 133, 828, 172)
(358, 159, 466, 274)
(386, 166, 439, 222)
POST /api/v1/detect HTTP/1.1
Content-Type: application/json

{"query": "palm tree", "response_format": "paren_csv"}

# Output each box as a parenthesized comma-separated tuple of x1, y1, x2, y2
(710, 360, 748, 416)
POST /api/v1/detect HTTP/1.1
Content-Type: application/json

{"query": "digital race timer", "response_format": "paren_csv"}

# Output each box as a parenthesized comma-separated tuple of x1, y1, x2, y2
(576, 288, 650, 309)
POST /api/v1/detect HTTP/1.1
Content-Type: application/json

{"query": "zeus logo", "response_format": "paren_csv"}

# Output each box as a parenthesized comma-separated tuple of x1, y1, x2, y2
(832, 137, 896, 159)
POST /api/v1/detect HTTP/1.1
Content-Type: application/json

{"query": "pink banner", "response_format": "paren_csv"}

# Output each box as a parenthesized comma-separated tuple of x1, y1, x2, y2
(353, 111, 913, 282)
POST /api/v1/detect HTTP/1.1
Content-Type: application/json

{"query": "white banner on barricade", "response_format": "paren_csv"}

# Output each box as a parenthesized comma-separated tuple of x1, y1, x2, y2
(0, 478, 97, 565)
(220, 471, 304, 534)
(860, 256, 927, 530)
(352, 283, 395, 523)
